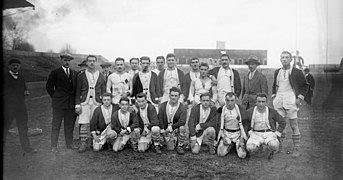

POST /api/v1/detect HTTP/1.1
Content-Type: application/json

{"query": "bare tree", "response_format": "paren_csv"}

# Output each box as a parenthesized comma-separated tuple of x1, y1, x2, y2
(15, 41, 35, 51)
(2, 24, 27, 50)
(59, 43, 76, 54)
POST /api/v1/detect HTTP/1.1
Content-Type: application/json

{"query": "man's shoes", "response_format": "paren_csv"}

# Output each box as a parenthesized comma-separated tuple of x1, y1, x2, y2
(176, 146, 185, 155)
(23, 148, 38, 156)
(51, 147, 59, 153)
(78, 142, 87, 153)
(66, 144, 78, 150)
(131, 144, 138, 152)
(208, 144, 216, 155)
(154, 145, 162, 154)
(291, 146, 301, 158)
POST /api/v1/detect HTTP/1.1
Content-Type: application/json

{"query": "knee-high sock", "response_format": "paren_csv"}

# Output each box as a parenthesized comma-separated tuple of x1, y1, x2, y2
(292, 134, 301, 148)
(79, 124, 89, 142)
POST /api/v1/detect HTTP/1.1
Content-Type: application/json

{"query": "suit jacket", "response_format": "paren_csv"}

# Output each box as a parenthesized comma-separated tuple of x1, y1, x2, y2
(111, 110, 139, 134)
(242, 70, 268, 107)
(90, 104, 120, 133)
(184, 72, 192, 101)
(75, 71, 106, 105)
(216, 105, 249, 137)
(188, 104, 218, 137)
(132, 71, 159, 104)
(158, 101, 186, 130)
(157, 68, 187, 99)
(305, 73, 315, 104)
(272, 67, 308, 98)
(3, 72, 27, 109)
(208, 67, 242, 98)
(103, 72, 112, 84)
(136, 103, 159, 130)
(246, 107, 286, 134)
(46, 67, 77, 109)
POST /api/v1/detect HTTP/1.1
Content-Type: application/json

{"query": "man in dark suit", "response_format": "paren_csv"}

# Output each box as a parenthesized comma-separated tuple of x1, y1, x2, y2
(304, 68, 315, 105)
(272, 51, 308, 158)
(208, 54, 241, 108)
(242, 55, 268, 110)
(184, 57, 200, 102)
(46, 53, 77, 153)
(3, 58, 37, 154)
(100, 62, 112, 84)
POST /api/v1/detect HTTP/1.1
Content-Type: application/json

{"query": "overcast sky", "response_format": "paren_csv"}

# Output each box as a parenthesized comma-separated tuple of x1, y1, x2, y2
(4, 0, 343, 67)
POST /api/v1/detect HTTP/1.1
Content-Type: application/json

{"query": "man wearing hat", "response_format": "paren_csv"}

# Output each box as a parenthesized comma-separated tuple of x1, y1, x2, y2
(4, 58, 37, 154)
(242, 55, 268, 110)
(78, 60, 88, 75)
(100, 62, 112, 84)
(46, 53, 78, 153)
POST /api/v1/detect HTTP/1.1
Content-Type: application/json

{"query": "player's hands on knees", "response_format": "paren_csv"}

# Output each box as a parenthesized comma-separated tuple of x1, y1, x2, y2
(195, 124, 202, 132)
(75, 107, 81, 114)
(120, 129, 127, 136)
(296, 98, 302, 106)
(93, 135, 101, 143)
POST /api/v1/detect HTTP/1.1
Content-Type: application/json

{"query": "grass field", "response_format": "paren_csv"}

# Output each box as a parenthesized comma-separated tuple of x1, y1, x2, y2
(3, 70, 343, 180)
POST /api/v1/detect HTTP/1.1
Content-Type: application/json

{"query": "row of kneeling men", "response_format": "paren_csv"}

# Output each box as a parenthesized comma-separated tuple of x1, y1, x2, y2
(91, 88, 285, 159)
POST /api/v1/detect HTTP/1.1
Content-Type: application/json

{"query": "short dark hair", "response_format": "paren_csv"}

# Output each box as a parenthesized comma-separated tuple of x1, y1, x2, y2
(119, 97, 130, 103)
(199, 62, 209, 69)
(281, 51, 293, 60)
(140, 56, 150, 62)
(256, 93, 267, 100)
(136, 92, 147, 99)
(86, 55, 97, 61)
(190, 57, 199, 62)
(169, 87, 182, 95)
(115, 57, 125, 63)
(220, 54, 230, 59)
(200, 92, 211, 100)
(156, 56, 165, 62)
(225, 92, 236, 98)
(130, 58, 139, 63)
(304, 68, 310, 73)
(102, 92, 112, 98)
(166, 53, 175, 59)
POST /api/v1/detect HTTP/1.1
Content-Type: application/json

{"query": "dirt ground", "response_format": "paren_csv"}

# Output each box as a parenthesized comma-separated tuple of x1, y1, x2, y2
(3, 71, 343, 180)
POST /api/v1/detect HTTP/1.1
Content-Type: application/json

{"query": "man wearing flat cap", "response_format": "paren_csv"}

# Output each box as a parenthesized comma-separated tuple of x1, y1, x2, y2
(78, 60, 88, 75)
(100, 62, 112, 84)
(46, 53, 78, 153)
(242, 55, 268, 110)
(4, 58, 37, 154)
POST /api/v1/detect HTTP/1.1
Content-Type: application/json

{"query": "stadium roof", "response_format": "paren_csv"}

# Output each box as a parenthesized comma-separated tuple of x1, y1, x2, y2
(3, 0, 34, 10)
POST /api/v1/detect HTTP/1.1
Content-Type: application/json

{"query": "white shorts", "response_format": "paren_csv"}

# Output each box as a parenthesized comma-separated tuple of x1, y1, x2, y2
(247, 131, 278, 147)
(273, 92, 298, 119)
(79, 103, 99, 124)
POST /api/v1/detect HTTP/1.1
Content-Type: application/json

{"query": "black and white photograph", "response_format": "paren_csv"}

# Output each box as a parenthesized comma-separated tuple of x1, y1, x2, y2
(2, 0, 343, 179)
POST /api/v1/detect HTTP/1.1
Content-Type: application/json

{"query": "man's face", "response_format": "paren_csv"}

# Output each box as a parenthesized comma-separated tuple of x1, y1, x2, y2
(156, 58, 165, 69)
(119, 100, 129, 112)
(221, 56, 230, 68)
(130, 59, 139, 71)
(166, 57, 176, 69)
(136, 97, 147, 109)
(116, 60, 125, 72)
(169, 91, 180, 104)
(61, 58, 71, 68)
(9, 63, 21, 73)
(280, 53, 292, 67)
(200, 66, 209, 78)
(140, 59, 150, 72)
(80, 65, 87, 71)
(87, 57, 97, 69)
(102, 96, 112, 107)
(256, 96, 267, 111)
(190, 59, 200, 71)
(102, 67, 110, 74)
(200, 95, 211, 109)
(248, 63, 258, 72)
(225, 95, 236, 109)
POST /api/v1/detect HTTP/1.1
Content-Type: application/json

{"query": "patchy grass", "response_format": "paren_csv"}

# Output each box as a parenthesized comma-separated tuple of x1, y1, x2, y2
(3, 96, 343, 180)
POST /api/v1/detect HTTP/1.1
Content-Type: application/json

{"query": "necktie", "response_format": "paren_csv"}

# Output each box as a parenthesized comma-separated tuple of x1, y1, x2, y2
(249, 72, 253, 80)
(66, 68, 70, 77)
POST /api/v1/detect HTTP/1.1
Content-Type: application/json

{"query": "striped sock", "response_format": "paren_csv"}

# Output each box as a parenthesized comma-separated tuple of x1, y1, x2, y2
(292, 134, 301, 147)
